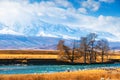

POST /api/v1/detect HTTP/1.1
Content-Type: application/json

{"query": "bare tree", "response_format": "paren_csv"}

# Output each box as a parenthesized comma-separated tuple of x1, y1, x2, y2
(79, 33, 97, 63)
(57, 40, 80, 63)
(57, 33, 109, 64)
(65, 40, 80, 63)
(96, 39, 109, 63)
(86, 33, 97, 63)
(57, 40, 64, 51)
(57, 40, 65, 59)
(80, 37, 87, 63)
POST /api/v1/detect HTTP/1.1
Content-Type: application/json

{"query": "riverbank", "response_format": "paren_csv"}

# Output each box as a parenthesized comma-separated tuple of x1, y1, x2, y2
(0, 49, 119, 65)
(0, 68, 120, 80)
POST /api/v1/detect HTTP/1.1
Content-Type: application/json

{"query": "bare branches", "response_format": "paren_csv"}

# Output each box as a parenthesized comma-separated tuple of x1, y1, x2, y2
(57, 33, 110, 64)
(96, 39, 109, 62)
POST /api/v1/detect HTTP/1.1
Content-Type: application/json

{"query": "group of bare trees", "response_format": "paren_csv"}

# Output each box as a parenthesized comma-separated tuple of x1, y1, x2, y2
(57, 40, 79, 63)
(57, 33, 110, 64)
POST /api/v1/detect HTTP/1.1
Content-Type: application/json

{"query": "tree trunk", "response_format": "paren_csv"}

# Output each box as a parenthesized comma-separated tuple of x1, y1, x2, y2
(71, 49, 74, 63)
(101, 51, 104, 63)
(94, 52, 96, 63)
(90, 51, 92, 64)
(84, 50, 86, 64)
(90, 42, 94, 64)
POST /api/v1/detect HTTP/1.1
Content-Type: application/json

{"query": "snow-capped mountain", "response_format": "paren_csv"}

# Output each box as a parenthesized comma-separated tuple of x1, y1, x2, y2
(0, 28, 23, 35)
(0, 34, 59, 49)
(0, 21, 118, 41)
(0, 20, 120, 49)
(0, 34, 119, 50)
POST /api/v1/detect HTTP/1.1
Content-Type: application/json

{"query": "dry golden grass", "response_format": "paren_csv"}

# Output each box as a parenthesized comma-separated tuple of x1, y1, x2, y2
(0, 50, 59, 59)
(0, 50, 120, 63)
(0, 68, 120, 80)
(0, 54, 58, 59)
(0, 50, 59, 54)
(108, 53, 120, 59)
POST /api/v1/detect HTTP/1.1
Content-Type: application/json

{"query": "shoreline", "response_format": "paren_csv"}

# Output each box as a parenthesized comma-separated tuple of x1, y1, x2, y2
(0, 68, 120, 80)
(0, 60, 114, 65)
(0, 58, 115, 65)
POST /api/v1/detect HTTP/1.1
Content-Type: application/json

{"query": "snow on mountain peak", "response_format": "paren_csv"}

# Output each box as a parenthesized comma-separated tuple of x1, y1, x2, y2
(0, 21, 118, 42)
(0, 28, 23, 35)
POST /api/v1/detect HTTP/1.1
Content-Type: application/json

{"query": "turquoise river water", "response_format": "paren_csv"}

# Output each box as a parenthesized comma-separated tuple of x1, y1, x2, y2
(0, 63, 120, 74)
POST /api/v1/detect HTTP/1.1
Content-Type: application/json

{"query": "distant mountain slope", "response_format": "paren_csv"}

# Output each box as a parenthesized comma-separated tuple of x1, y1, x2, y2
(0, 34, 59, 49)
(0, 20, 120, 49)
(0, 21, 118, 41)
(0, 34, 119, 50)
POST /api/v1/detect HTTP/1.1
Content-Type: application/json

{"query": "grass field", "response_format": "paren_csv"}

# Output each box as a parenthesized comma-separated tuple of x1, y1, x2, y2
(0, 50, 59, 55)
(0, 50, 120, 61)
(108, 53, 120, 59)
(0, 50, 59, 59)
(0, 53, 58, 59)
(0, 68, 120, 80)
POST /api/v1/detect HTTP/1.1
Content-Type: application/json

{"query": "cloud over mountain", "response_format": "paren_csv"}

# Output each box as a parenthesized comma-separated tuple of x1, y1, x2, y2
(0, 0, 120, 41)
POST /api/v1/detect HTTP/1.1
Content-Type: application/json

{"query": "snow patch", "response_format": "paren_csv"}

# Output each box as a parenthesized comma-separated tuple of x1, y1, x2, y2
(0, 28, 23, 35)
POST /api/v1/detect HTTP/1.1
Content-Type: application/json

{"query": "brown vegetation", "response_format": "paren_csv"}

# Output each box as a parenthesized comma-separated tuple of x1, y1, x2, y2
(108, 52, 120, 59)
(0, 50, 59, 54)
(0, 50, 58, 59)
(0, 49, 119, 62)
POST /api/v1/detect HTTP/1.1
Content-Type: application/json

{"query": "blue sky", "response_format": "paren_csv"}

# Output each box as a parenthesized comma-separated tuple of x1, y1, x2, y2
(92, 0, 120, 17)
(29, 0, 120, 17)
(0, 0, 120, 41)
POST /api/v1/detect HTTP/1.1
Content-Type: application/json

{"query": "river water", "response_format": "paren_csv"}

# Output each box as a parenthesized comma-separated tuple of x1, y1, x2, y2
(0, 63, 120, 74)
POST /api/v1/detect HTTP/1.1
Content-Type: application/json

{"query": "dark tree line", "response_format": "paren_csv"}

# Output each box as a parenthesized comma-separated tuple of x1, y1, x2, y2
(57, 33, 110, 63)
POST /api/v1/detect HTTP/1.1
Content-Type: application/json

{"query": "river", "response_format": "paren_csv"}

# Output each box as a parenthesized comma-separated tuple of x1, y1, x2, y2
(0, 63, 120, 74)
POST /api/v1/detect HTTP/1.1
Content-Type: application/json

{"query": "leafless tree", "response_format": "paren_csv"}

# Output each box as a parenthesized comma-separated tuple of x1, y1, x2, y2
(96, 39, 109, 63)
(57, 40, 64, 51)
(57, 33, 109, 64)
(64, 40, 80, 63)
(80, 33, 97, 63)
(57, 40, 66, 59)
(86, 33, 97, 63)
(80, 37, 87, 63)
(57, 40, 80, 63)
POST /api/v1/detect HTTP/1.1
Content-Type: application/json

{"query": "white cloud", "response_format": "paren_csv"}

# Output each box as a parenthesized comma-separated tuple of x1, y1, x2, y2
(0, 0, 35, 27)
(81, 0, 100, 11)
(78, 8, 87, 14)
(0, 0, 120, 40)
(54, 0, 72, 8)
(80, 0, 114, 13)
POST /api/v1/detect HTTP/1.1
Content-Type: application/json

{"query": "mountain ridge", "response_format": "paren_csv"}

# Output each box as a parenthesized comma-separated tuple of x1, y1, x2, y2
(0, 21, 118, 41)
(0, 34, 119, 50)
